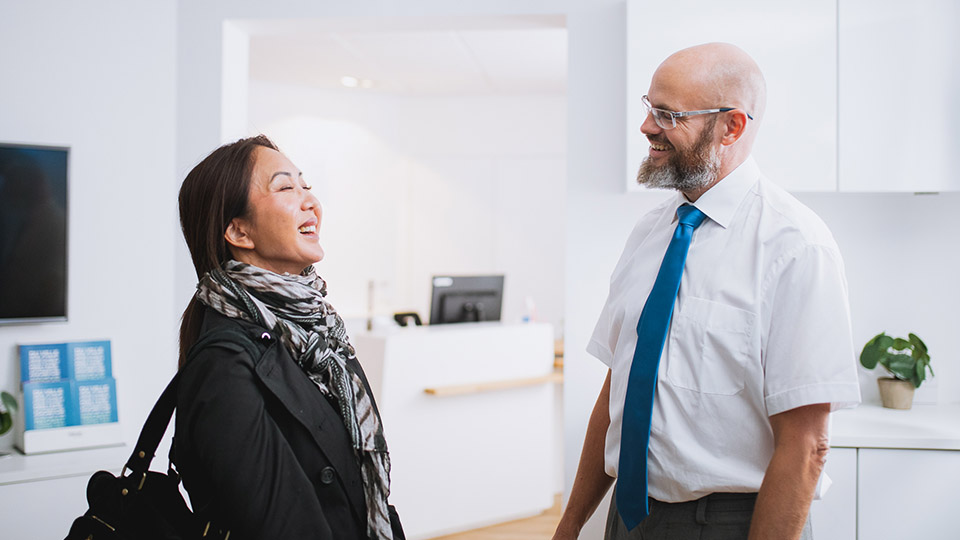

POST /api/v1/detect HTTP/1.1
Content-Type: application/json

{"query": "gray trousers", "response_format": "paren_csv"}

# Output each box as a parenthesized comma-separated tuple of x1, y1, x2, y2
(604, 487, 813, 540)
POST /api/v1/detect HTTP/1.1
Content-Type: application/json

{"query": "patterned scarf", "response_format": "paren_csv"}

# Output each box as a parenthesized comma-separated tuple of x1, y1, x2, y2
(195, 260, 393, 540)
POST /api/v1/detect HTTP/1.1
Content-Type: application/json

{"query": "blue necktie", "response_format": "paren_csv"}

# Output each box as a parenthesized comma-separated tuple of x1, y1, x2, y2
(617, 204, 707, 530)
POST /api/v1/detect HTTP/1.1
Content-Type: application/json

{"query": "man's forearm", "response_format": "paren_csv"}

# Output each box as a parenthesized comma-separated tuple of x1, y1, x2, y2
(553, 371, 615, 539)
(748, 404, 830, 540)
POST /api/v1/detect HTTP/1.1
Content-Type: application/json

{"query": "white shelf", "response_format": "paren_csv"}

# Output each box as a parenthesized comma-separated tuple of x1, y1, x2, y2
(831, 404, 960, 450)
(0, 444, 128, 486)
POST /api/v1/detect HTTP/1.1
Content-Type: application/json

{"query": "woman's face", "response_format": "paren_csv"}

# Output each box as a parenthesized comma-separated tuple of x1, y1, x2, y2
(225, 146, 324, 275)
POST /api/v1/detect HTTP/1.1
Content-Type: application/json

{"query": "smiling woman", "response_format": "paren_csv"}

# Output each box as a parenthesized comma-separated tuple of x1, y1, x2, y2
(223, 145, 325, 275)
(174, 135, 405, 539)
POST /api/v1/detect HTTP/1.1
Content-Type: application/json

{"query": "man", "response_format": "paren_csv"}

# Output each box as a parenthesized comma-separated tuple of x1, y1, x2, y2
(554, 43, 861, 540)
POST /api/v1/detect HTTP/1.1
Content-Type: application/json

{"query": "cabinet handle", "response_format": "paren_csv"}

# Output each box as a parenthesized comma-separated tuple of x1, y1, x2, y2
(424, 372, 563, 397)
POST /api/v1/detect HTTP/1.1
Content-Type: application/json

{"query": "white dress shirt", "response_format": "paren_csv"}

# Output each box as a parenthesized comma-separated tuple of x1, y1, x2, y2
(588, 157, 861, 503)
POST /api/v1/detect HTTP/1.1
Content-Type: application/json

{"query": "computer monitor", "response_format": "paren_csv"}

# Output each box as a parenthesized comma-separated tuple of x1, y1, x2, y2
(429, 275, 504, 325)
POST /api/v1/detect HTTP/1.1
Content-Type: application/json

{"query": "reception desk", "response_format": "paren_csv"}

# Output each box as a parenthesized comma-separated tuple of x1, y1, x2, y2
(353, 322, 557, 539)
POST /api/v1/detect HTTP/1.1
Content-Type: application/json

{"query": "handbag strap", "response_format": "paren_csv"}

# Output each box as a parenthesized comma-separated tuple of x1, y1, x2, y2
(123, 326, 264, 478)
(124, 372, 179, 476)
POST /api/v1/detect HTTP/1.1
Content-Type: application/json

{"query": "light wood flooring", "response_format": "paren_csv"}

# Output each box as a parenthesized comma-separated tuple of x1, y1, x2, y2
(428, 495, 562, 540)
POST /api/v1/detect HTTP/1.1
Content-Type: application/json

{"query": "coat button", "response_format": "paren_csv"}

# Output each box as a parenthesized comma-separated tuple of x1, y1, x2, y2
(320, 467, 335, 485)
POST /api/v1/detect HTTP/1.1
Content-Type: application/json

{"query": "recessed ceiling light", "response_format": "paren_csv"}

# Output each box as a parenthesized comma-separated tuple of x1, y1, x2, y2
(340, 76, 359, 88)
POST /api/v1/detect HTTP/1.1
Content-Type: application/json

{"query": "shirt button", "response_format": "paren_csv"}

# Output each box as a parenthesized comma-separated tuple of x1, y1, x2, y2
(320, 467, 335, 485)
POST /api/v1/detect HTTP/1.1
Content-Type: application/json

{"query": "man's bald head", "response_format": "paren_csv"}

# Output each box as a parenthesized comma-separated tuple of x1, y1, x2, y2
(638, 43, 767, 199)
(655, 42, 766, 125)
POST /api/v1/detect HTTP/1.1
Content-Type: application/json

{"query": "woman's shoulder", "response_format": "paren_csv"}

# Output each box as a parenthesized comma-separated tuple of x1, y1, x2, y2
(182, 308, 273, 375)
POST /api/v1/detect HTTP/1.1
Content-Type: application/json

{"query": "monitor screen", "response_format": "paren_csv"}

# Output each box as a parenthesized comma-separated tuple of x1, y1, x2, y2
(0, 143, 69, 324)
(429, 275, 504, 325)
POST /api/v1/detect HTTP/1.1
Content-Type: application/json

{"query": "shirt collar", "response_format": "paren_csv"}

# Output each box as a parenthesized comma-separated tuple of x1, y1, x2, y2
(671, 156, 760, 229)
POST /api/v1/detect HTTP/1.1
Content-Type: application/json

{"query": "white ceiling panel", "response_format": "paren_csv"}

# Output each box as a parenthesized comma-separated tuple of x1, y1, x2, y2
(247, 18, 566, 96)
(459, 29, 567, 94)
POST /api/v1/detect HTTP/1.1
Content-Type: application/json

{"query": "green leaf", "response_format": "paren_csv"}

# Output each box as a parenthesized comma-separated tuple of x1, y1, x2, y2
(915, 361, 927, 387)
(0, 391, 17, 413)
(859, 346, 881, 369)
(891, 338, 911, 351)
(859, 333, 890, 369)
(875, 334, 894, 350)
(882, 353, 916, 381)
(908, 333, 927, 354)
(0, 411, 11, 436)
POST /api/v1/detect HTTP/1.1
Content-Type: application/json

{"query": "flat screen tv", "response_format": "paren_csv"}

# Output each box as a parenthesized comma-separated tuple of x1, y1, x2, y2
(429, 275, 504, 325)
(0, 143, 68, 323)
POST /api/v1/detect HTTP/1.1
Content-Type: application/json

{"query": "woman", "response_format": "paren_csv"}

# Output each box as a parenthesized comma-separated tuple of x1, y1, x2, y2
(175, 135, 404, 539)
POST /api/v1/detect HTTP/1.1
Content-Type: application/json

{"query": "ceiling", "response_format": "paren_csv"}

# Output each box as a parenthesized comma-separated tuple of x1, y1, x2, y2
(243, 16, 567, 96)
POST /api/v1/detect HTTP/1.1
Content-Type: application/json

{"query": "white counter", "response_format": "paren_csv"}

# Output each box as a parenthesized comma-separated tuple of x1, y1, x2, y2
(354, 322, 557, 540)
(0, 444, 127, 486)
(831, 403, 960, 450)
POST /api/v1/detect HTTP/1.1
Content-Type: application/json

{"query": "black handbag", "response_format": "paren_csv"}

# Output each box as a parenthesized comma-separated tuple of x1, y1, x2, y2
(65, 372, 228, 540)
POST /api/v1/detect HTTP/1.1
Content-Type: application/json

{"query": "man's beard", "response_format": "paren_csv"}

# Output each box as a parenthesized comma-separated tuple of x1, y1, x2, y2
(636, 119, 721, 193)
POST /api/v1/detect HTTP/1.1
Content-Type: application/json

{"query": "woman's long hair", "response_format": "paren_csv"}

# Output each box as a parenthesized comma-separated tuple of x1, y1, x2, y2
(177, 135, 278, 367)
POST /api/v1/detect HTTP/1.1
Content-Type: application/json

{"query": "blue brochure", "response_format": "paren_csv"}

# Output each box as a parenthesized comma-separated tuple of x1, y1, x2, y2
(19, 343, 70, 383)
(22, 381, 78, 430)
(76, 378, 119, 425)
(67, 341, 112, 381)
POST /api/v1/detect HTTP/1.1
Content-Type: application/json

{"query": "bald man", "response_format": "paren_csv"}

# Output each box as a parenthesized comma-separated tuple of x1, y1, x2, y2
(554, 44, 860, 540)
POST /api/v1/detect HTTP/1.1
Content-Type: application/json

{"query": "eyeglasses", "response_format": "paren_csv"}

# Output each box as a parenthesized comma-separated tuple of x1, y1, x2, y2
(641, 95, 753, 130)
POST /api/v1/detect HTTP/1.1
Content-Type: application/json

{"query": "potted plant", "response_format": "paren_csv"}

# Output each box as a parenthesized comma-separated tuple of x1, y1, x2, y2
(859, 332, 933, 409)
(0, 391, 17, 457)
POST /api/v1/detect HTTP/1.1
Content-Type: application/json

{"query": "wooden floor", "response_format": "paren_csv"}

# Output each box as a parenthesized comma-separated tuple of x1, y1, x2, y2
(428, 495, 562, 540)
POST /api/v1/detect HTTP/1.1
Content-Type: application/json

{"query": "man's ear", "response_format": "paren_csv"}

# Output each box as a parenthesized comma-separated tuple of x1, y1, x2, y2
(720, 110, 749, 146)
(225, 217, 255, 251)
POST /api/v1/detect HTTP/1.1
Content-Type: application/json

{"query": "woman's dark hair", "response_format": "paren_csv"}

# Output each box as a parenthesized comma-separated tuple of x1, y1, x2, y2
(177, 135, 278, 367)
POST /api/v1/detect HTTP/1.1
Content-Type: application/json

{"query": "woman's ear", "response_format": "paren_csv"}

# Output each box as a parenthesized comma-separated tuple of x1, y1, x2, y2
(225, 217, 255, 250)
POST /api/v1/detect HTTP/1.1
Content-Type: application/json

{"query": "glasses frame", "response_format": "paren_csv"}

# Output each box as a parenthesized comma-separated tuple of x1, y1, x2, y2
(641, 95, 754, 130)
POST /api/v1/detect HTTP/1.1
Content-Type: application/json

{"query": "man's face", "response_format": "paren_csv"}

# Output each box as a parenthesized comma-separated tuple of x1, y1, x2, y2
(636, 80, 723, 193)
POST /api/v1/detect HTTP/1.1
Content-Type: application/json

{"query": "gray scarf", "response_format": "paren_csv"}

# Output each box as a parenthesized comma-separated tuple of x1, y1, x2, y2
(196, 260, 393, 539)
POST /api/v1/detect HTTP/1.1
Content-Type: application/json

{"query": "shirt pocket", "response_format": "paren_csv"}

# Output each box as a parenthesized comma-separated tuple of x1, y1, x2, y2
(666, 297, 756, 395)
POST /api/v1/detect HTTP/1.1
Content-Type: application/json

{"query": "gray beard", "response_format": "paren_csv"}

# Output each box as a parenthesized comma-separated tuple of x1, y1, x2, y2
(636, 121, 722, 193)
(636, 152, 720, 192)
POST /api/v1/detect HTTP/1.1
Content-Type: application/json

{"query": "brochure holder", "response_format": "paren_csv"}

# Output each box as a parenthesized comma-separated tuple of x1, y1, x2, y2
(15, 340, 122, 454)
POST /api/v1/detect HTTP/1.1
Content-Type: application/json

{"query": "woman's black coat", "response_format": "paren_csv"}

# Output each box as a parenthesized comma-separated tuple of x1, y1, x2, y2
(174, 308, 404, 539)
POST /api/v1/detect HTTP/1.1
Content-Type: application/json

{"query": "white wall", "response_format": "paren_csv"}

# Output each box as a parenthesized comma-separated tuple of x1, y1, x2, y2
(245, 81, 567, 329)
(796, 192, 960, 405)
(0, 1, 178, 449)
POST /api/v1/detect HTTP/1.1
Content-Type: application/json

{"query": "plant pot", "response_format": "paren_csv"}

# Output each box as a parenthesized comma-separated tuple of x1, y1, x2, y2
(877, 377, 915, 410)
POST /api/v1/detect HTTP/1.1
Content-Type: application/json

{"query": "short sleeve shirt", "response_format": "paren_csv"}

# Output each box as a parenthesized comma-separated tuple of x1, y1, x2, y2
(588, 157, 861, 502)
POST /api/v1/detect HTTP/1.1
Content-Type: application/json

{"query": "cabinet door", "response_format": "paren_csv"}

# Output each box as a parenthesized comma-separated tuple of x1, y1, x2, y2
(0, 474, 90, 539)
(858, 448, 960, 540)
(810, 447, 857, 540)
(626, 0, 838, 192)
(839, 0, 960, 192)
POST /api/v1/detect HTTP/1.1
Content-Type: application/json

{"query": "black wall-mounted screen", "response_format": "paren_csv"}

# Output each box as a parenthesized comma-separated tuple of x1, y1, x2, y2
(0, 143, 68, 324)
(429, 275, 504, 325)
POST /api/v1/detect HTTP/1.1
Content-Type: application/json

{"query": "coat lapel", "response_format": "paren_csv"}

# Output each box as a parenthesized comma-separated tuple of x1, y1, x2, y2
(252, 339, 368, 526)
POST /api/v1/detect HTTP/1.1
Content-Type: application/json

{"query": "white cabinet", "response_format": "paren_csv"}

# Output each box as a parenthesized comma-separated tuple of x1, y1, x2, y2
(838, 0, 960, 192)
(626, 0, 838, 192)
(857, 449, 960, 540)
(0, 445, 128, 539)
(0, 474, 90, 539)
(811, 447, 857, 540)
(627, 0, 960, 193)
